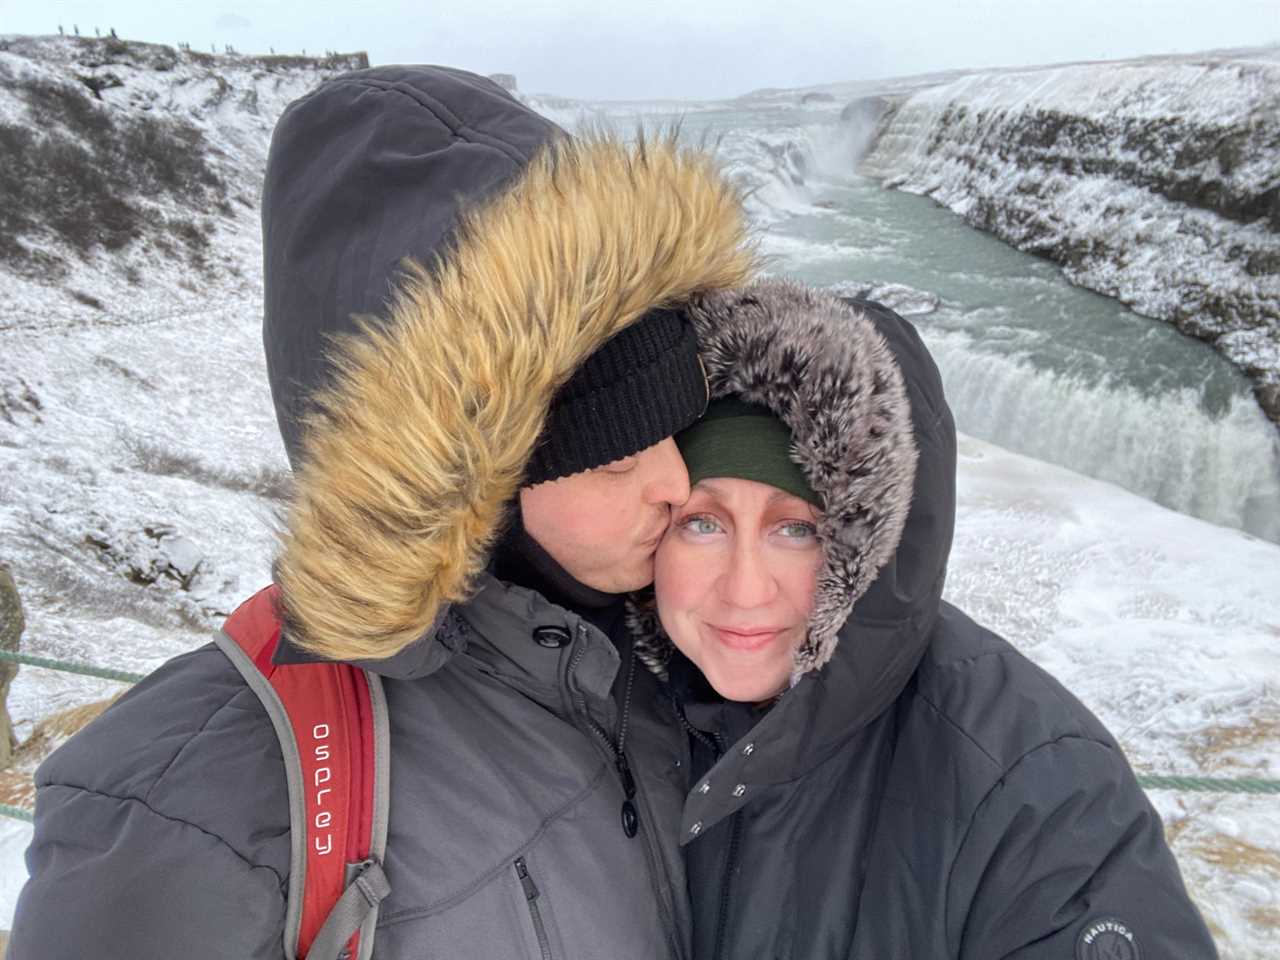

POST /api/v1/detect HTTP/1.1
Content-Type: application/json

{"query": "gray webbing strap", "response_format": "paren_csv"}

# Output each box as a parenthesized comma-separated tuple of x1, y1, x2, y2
(305, 859, 392, 960)
(360, 672, 392, 960)
(213, 630, 308, 959)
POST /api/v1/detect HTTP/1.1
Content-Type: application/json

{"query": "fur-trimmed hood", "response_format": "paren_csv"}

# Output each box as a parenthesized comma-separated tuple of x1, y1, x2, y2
(263, 67, 757, 662)
(632, 280, 958, 742)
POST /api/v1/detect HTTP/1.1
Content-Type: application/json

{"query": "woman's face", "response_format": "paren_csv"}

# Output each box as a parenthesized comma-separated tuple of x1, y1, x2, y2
(655, 477, 823, 703)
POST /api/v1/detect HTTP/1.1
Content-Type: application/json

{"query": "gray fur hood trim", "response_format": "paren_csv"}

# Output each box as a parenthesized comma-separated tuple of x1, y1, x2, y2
(634, 278, 918, 682)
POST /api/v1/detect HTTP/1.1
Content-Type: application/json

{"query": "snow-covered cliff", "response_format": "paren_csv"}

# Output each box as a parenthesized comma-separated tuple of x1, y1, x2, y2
(0, 34, 365, 327)
(858, 49, 1280, 425)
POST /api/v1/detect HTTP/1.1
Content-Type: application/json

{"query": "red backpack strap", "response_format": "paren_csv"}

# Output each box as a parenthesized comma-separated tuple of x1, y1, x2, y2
(214, 585, 391, 960)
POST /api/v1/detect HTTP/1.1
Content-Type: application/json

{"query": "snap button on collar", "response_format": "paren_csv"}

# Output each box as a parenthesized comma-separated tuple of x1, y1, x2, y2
(532, 625, 571, 648)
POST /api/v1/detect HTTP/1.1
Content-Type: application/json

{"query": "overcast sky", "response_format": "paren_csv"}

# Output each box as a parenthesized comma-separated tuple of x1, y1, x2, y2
(3, 0, 1278, 99)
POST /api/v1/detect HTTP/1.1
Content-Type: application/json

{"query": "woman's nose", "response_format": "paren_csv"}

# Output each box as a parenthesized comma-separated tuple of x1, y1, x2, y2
(719, 541, 777, 609)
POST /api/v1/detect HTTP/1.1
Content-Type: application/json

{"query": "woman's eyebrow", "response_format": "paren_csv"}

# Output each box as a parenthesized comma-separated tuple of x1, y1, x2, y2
(766, 489, 807, 506)
(694, 478, 733, 495)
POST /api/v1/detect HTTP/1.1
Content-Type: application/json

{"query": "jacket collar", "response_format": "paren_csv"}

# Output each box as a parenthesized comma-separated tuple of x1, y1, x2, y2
(672, 610, 932, 841)
(458, 573, 621, 708)
(274, 571, 621, 711)
(272, 606, 458, 680)
(489, 508, 622, 626)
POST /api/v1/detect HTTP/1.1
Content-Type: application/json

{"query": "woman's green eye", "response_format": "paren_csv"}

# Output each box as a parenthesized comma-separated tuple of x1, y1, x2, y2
(682, 516, 722, 536)
(780, 521, 817, 539)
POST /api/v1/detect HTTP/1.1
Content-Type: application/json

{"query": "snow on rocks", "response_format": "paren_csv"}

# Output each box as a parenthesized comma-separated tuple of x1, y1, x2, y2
(0, 34, 362, 328)
(859, 49, 1280, 426)
(824, 279, 940, 315)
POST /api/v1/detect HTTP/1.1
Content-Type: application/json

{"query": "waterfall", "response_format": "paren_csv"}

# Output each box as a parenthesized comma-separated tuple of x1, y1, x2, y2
(923, 328, 1280, 541)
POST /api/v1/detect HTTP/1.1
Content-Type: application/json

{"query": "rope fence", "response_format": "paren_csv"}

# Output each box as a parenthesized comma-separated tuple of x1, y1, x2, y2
(0, 649, 145, 685)
(0, 805, 32, 825)
(1135, 775, 1280, 795)
(0, 650, 1276, 828)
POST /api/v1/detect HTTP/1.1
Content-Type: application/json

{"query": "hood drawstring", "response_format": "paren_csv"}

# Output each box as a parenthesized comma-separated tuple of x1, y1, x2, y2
(571, 629, 642, 838)
(615, 649, 640, 838)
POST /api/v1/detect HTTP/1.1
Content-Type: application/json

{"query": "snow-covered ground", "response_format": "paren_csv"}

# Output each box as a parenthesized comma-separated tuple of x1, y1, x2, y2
(859, 48, 1280, 425)
(1, 34, 1277, 957)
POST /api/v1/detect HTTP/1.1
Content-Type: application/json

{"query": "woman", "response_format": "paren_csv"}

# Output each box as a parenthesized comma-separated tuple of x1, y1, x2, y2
(633, 279, 1217, 959)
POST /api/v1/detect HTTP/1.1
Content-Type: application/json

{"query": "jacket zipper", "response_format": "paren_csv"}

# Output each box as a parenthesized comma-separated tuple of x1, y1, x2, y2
(714, 809, 745, 960)
(514, 857, 555, 960)
(567, 626, 685, 960)
(681, 722, 743, 960)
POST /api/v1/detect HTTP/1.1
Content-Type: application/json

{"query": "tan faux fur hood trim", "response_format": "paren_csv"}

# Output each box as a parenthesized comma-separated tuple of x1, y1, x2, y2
(276, 133, 758, 661)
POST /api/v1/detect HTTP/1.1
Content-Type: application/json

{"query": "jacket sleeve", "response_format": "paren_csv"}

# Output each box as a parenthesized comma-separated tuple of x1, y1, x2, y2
(950, 736, 1218, 960)
(8, 781, 288, 960)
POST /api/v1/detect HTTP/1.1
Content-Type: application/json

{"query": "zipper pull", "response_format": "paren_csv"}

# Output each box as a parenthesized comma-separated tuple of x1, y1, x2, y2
(514, 857, 540, 900)
(621, 799, 639, 838)
(616, 754, 640, 838)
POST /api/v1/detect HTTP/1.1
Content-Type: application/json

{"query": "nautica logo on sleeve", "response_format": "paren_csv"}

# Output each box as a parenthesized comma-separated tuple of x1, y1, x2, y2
(1076, 917, 1141, 960)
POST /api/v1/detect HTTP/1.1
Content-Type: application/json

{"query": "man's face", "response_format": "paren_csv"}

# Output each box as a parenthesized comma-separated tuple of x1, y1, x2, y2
(520, 437, 691, 594)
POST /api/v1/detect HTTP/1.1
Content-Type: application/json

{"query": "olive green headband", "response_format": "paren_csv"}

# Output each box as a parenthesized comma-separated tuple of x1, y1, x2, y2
(676, 397, 821, 507)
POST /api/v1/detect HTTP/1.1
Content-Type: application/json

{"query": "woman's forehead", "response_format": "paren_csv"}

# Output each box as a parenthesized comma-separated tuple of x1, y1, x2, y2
(690, 477, 819, 514)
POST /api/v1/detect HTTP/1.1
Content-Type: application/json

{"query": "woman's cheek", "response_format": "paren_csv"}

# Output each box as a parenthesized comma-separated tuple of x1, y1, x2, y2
(655, 540, 700, 635)
(654, 541, 682, 597)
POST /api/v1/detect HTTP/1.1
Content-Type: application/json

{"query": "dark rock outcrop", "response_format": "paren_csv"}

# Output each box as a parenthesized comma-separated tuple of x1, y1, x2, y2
(0, 565, 24, 768)
(840, 94, 896, 127)
(0, 35, 366, 286)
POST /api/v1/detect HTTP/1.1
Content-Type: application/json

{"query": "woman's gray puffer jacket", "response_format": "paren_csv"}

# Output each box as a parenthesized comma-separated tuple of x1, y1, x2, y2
(7, 66, 756, 959)
(628, 279, 1219, 960)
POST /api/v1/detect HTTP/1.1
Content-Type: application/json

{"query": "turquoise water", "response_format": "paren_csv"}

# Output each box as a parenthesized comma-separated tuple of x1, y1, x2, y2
(591, 103, 1280, 540)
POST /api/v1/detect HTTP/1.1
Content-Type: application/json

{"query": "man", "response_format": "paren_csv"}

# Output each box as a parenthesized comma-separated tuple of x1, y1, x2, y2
(9, 65, 755, 958)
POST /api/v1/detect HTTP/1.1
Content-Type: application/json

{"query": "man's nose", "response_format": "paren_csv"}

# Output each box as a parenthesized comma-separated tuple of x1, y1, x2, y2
(642, 437, 691, 506)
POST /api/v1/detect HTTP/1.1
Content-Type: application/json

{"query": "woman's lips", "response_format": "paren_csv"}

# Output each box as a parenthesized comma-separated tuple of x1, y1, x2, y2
(711, 625, 784, 652)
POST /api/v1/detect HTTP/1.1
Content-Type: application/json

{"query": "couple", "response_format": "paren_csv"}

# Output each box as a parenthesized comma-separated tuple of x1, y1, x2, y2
(9, 66, 1214, 959)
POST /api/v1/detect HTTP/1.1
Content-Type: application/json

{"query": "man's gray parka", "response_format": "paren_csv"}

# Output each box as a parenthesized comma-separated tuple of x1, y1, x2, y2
(8, 66, 756, 960)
